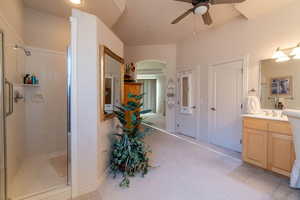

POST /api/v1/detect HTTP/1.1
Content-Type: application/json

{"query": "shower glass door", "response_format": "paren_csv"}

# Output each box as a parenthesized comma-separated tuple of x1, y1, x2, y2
(0, 31, 6, 200)
(3, 40, 70, 199)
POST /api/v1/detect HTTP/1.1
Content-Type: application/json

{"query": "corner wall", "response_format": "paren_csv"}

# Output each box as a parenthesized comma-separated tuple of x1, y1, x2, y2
(71, 9, 124, 197)
(176, 1, 300, 141)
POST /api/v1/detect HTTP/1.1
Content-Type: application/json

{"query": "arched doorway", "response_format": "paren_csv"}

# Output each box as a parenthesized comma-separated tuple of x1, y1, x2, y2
(136, 60, 167, 130)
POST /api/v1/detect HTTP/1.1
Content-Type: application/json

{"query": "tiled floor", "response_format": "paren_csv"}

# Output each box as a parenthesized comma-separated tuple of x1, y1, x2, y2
(9, 154, 68, 200)
(98, 131, 300, 200)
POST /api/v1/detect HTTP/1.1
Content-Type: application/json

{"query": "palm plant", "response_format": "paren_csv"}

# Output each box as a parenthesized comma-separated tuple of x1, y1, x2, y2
(110, 93, 152, 187)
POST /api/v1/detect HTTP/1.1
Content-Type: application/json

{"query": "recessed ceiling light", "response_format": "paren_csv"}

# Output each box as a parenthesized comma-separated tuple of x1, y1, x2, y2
(70, 0, 81, 5)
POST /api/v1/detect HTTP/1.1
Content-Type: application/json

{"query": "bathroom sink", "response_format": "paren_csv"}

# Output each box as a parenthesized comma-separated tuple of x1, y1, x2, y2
(283, 109, 300, 188)
(242, 110, 288, 121)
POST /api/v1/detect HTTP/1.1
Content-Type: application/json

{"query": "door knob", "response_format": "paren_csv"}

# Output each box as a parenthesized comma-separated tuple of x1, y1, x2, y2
(211, 107, 216, 111)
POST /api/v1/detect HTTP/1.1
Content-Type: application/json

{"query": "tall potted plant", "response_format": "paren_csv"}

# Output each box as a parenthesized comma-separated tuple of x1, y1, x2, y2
(110, 93, 152, 187)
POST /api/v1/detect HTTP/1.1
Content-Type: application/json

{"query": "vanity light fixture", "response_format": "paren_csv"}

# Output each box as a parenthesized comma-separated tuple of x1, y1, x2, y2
(272, 48, 290, 62)
(276, 56, 290, 62)
(290, 43, 300, 59)
(70, 0, 81, 5)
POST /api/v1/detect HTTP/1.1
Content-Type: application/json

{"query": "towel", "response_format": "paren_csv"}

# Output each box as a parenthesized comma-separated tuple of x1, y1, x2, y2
(245, 96, 262, 114)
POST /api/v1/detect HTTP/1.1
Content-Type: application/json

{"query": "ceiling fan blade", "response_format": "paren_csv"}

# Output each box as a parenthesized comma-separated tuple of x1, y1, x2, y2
(202, 11, 213, 25)
(171, 9, 194, 24)
(209, 0, 246, 4)
(173, 0, 194, 3)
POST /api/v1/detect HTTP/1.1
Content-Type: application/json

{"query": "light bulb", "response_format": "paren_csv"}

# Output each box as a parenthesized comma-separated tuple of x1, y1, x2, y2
(293, 54, 300, 59)
(272, 48, 287, 59)
(276, 56, 290, 62)
(70, 0, 81, 5)
(290, 46, 300, 56)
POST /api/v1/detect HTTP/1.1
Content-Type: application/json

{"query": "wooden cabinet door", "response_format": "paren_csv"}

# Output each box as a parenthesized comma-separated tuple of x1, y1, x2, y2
(124, 83, 142, 104)
(268, 132, 295, 176)
(243, 128, 268, 169)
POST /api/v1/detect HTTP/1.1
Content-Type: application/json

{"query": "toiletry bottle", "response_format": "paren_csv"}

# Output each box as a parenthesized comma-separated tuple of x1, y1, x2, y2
(31, 74, 36, 85)
(24, 74, 30, 84)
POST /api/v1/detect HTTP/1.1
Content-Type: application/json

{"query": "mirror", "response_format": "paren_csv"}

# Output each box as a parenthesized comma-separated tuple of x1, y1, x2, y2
(100, 46, 124, 120)
(260, 59, 300, 110)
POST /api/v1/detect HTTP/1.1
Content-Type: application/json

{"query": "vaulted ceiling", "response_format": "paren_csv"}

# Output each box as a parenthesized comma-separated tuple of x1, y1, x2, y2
(113, 0, 242, 45)
(23, 0, 298, 46)
(23, 0, 126, 27)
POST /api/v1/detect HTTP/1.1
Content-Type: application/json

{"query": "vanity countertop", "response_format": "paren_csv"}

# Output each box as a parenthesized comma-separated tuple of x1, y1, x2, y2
(242, 113, 288, 122)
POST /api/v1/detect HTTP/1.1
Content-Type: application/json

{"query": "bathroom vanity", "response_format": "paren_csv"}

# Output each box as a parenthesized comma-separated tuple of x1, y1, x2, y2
(242, 115, 295, 177)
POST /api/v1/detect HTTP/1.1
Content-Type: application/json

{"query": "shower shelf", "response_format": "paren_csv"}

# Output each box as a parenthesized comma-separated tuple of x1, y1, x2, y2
(20, 84, 40, 87)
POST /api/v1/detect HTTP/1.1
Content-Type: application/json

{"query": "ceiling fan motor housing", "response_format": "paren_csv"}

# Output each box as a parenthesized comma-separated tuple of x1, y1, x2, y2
(192, 0, 210, 6)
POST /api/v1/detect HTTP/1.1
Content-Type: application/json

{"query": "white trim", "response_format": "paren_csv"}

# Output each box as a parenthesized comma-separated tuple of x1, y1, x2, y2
(136, 59, 167, 66)
(70, 16, 79, 199)
(178, 71, 193, 114)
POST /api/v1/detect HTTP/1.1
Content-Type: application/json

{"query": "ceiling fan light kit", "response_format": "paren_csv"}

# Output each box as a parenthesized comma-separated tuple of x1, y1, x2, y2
(194, 5, 209, 15)
(172, 0, 246, 26)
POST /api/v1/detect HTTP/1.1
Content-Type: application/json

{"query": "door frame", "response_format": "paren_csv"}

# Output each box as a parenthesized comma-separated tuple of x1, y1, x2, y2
(0, 30, 6, 200)
(208, 55, 249, 151)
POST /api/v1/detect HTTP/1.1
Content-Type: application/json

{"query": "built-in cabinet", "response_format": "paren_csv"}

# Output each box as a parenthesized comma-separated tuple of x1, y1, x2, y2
(243, 117, 295, 177)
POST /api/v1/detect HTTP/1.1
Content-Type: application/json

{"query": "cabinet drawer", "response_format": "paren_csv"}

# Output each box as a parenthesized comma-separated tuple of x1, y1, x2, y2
(269, 121, 292, 136)
(244, 118, 268, 131)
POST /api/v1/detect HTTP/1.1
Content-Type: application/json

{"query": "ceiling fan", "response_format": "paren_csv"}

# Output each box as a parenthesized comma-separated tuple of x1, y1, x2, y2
(171, 0, 246, 25)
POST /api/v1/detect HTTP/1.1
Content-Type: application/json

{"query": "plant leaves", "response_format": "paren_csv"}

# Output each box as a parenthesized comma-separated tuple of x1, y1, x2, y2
(139, 109, 152, 115)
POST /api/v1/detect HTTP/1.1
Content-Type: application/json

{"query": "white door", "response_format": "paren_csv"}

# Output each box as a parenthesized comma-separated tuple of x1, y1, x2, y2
(176, 70, 198, 138)
(209, 60, 244, 152)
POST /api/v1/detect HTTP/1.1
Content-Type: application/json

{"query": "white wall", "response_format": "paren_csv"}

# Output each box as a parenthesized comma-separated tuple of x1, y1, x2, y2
(24, 7, 70, 52)
(0, 0, 24, 38)
(71, 9, 124, 197)
(24, 47, 67, 157)
(0, 0, 25, 189)
(125, 44, 176, 132)
(97, 13, 124, 183)
(176, 1, 300, 141)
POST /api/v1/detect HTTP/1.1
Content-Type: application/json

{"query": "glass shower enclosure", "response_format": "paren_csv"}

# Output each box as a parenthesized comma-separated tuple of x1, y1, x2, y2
(0, 31, 71, 200)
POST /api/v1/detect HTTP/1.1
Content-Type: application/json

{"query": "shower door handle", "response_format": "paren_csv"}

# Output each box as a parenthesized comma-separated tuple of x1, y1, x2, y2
(5, 79, 14, 117)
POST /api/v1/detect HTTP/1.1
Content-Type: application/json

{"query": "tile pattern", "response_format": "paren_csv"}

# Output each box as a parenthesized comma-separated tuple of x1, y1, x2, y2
(81, 131, 300, 200)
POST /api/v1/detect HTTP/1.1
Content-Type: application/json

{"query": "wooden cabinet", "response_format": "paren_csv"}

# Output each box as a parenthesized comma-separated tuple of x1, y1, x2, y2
(268, 133, 294, 176)
(124, 82, 143, 104)
(243, 129, 268, 168)
(243, 117, 295, 177)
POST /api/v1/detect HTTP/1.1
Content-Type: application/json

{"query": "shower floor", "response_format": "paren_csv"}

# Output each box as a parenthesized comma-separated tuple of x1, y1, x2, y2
(9, 154, 68, 200)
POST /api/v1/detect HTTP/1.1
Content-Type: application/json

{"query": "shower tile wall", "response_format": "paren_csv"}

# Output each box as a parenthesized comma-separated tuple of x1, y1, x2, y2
(24, 47, 67, 157)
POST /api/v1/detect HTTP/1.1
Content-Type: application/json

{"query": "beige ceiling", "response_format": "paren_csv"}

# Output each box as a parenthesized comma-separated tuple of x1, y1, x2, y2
(23, 0, 125, 27)
(112, 0, 242, 45)
(23, 0, 298, 46)
(234, 0, 298, 19)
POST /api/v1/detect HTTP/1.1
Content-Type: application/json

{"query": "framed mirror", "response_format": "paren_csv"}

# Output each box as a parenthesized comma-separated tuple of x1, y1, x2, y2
(100, 46, 124, 120)
(260, 59, 300, 110)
